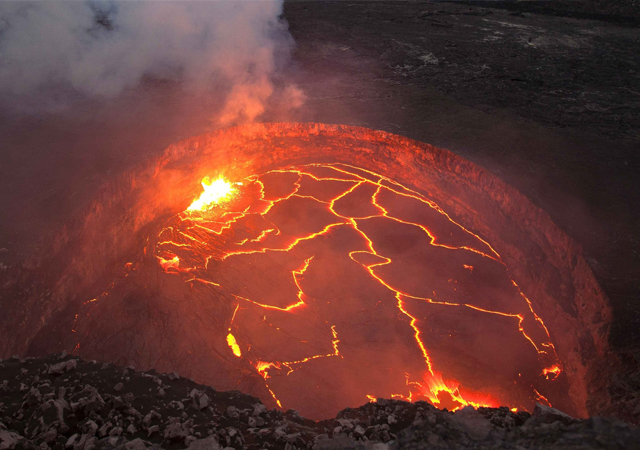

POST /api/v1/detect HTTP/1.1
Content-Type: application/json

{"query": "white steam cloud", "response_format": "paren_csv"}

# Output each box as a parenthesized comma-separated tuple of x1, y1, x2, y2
(0, 0, 303, 124)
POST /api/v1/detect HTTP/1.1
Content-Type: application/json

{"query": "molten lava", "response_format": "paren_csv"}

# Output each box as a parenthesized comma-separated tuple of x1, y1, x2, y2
(187, 177, 237, 212)
(146, 162, 563, 415)
(2, 123, 609, 420)
(226, 333, 242, 358)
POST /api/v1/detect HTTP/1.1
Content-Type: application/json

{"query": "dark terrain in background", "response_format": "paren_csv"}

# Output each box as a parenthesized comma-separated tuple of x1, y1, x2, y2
(0, 0, 638, 418)
(282, 0, 640, 354)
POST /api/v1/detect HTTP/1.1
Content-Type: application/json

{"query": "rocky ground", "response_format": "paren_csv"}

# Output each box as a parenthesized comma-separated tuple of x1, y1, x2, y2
(455, 1, 640, 25)
(0, 355, 638, 450)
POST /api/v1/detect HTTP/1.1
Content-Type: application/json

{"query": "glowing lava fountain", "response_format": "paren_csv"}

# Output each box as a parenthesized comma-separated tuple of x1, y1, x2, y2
(0, 123, 612, 420)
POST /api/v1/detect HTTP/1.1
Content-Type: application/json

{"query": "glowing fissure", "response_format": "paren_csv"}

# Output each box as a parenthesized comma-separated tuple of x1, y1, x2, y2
(253, 324, 342, 408)
(151, 163, 562, 413)
(533, 388, 552, 407)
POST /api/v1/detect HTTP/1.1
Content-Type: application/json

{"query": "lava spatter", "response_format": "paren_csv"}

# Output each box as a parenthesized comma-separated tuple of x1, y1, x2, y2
(148, 163, 563, 415)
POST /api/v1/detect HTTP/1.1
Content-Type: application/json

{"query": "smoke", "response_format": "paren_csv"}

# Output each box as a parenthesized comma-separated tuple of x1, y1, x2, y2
(0, 0, 304, 124)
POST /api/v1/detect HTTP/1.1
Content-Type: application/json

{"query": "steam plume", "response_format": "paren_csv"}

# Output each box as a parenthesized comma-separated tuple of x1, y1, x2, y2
(0, 0, 303, 124)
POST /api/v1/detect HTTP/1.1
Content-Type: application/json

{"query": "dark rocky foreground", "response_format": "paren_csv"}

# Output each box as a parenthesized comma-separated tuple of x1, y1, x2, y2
(0, 355, 638, 450)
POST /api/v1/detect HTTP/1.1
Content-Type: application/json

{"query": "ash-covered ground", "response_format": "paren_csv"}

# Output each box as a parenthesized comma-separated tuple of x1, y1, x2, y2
(0, 355, 638, 450)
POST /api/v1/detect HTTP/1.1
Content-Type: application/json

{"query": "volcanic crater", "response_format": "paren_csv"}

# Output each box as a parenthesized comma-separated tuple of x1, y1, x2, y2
(0, 123, 611, 421)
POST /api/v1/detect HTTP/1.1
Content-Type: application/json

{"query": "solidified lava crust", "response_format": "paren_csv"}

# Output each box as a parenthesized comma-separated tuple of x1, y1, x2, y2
(0, 123, 612, 421)
(146, 162, 563, 418)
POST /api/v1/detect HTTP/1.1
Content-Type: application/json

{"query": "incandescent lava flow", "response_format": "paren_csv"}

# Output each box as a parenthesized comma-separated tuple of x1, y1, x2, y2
(83, 163, 562, 418)
(1, 124, 611, 420)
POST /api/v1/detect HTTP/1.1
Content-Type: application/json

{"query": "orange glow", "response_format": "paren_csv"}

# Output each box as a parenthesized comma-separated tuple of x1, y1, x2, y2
(254, 361, 283, 407)
(419, 372, 499, 410)
(533, 388, 552, 407)
(153, 162, 563, 414)
(232, 256, 313, 312)
(256, 361, 277, 375)
(187, 177, 236, 212)
(542, 364, 562, 380)
(157, 255, 180, 272)
(254, 326, 341, 376)
(226, 333, 242, 357)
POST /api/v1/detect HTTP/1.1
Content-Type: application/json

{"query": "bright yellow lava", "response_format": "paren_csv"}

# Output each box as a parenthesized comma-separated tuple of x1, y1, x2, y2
(226, 332, 242, 357)
(187, 177, 236, 212)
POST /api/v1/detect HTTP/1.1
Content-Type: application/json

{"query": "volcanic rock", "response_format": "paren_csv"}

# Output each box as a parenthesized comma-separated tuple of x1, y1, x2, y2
(187, 436, 222, 450)
(448, 406, 492, 440)
(0, 430, 21, 450)
(47, 360, 77, 375)
(528, 403, 580, 426)
(0, 355, 638, 449)
(122, 438, 149, 450)
(163, 419, 189, 442)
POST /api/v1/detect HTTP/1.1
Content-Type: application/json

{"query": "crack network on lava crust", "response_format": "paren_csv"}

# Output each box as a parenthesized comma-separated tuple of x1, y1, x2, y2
(148, 162, 563, 414)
